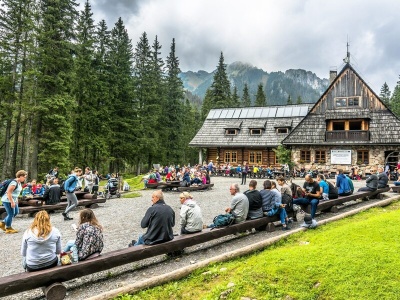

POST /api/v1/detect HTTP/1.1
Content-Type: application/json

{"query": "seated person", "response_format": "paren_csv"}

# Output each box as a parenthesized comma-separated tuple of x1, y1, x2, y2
(226, 183, 249, 224)
(316, 174, 329, 201)
(244, 180, 263, 219)
(64, 209, 104, 261)
(22, 183, 34, 197)
(179, 192, 202, 234)
(205, 172, 211, 184)
(377, 166, 389, 188)
(358, 169, 378, 192)
(293, 175, 321, 220)
(260, 180, 291, 230)
(21, 211, 61, 271)
(201, 172, 207, 184)
(181, 170, 191, 186)
(191, 173, 202, 185)
(43, 178, 62, 204)
(336, 169, 352, 196)
(31, 179, 38, 194)
(130, 190, 175, 246)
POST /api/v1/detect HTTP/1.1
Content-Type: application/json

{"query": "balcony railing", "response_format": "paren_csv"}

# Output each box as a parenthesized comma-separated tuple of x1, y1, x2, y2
(325, 130, 370, 141)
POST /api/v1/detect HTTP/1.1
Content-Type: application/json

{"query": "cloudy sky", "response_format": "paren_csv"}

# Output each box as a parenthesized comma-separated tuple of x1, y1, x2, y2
(79, 0, 400, 93)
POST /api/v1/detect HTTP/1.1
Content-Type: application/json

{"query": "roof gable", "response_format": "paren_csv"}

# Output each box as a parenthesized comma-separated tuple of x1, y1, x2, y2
(283, 63, 400, 145)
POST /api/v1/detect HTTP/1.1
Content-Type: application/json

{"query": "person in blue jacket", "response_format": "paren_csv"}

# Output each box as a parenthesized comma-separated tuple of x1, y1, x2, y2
(62, 167, 83, 221)
(336, 169, 352, 196)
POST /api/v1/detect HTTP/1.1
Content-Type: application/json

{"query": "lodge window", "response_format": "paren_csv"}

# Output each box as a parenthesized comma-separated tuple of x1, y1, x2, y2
(225, 129, 237, 135)
(332, 121, 345, 130)
(327, 119, 368, 131)
(224, 151, 237, 163)
(276, 128, 289, 134)
(249, 151, 262, 164)
(250, 129, 262, 135)
(357, 150, 369, 164)
(335, 97, 360, 108)
(300, 150, 311, 163)
(315, 150, 326, 163)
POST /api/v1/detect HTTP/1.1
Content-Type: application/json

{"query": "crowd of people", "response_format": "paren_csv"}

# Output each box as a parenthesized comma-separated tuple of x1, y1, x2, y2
(0, 162, 396, 274)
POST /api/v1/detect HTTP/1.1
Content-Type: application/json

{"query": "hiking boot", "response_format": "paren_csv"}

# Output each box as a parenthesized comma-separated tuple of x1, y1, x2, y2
(5, 227, 19, 234)
(62, 212, 67, 217)
(64, 215, 73, 221)
(282, 226, 290, 231)
(0, 222, 6, 231)
(128, 240, 137, 247)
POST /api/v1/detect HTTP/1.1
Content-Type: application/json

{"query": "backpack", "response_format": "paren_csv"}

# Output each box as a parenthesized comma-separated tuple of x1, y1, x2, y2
(0, 179, 16, 197)
(212, 213, 235, 228)
(281, 192, 294, 212)
(327, 181, 338, 199)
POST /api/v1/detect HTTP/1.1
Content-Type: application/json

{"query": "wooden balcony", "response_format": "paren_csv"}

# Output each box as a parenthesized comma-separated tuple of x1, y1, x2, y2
(325, 130, 370, 141)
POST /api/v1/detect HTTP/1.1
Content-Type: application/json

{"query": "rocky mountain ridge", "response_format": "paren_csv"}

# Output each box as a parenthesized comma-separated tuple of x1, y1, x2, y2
(179, 61, 330, 105)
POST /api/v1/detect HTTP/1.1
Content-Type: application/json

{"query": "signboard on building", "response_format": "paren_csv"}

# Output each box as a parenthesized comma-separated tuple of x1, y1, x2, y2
(331, 150, 352, 165)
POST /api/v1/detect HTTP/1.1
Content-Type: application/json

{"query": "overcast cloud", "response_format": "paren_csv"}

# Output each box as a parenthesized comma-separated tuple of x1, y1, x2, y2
(80, 0, 400, 93)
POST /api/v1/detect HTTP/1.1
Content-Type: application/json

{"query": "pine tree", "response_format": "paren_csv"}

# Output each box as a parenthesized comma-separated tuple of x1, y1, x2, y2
(210, 52, 231, 108)
(0, 0, 35, 177)
(241, 83, 251, 107)
(379, 82, 391, 107)
(201, 88, 213, 120)
(287, 95, 292, 105)
(231, 86, 240, 107)
(255, 83, 266, 106)
(390, 76, 400, 118)
(108, 18, 136, 172)
(164, 38, 185, 165)
(72, 0, 98, 167)
(296, 96, 302, 104)
(134, 32, 161, 170)
(32, 0, 79, 178)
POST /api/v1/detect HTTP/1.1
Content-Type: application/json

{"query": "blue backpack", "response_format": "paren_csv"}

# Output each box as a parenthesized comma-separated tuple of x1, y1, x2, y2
(0, 179, 16, 197)
(212, 213, 235, 227)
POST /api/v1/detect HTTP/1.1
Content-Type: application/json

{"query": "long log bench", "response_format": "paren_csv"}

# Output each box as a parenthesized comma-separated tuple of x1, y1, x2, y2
(0, 197, 107, 219)
(299, 187, 390, 214)
(390, 185, 400, 193)
(177, 183, 214, 192)
(0, 214, 281, 300)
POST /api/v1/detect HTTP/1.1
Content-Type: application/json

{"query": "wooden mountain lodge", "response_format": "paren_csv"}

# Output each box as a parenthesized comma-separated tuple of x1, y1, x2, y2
(189, 104, 312, 167)
(190, 62, 400, 173)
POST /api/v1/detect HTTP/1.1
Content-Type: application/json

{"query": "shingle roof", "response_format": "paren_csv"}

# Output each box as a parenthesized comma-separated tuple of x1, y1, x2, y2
(190, 105, 311, 148)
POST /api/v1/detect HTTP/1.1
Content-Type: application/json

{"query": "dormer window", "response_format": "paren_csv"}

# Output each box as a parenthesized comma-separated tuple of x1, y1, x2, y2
(250, 129, 262, 135)
(225, 129, 237, 135)
(276, 128, 289, 134)
(335, 97, 360, 108)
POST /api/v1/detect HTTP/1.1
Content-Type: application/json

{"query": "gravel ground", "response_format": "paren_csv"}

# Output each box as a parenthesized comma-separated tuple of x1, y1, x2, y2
(1, 176, 397, 300)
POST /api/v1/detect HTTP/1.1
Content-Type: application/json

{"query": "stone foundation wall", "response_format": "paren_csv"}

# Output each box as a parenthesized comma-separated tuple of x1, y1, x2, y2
(291, 145, 394, 174)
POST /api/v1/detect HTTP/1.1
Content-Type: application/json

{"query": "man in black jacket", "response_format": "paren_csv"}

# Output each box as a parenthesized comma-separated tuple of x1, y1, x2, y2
(130, 190, 175, 246)
(244, 180, 263, 219)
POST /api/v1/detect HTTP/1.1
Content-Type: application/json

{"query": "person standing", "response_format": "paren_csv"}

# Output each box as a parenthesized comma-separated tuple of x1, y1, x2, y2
(130, 190, 175, 246)
(83, 167, 94, 193)
(207, 160, 214, 175)
(21, 211, 61, 271)
(0, 170, 28, 234)
(241, 161, 249, 185)
(63, 167, 83, 221)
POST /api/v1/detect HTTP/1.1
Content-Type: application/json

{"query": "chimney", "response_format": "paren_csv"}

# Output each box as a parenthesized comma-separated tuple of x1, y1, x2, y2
(329, 67, 337, 84)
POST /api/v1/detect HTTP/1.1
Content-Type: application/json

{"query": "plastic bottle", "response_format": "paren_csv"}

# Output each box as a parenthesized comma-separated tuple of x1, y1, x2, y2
(71, 245, 79, 263)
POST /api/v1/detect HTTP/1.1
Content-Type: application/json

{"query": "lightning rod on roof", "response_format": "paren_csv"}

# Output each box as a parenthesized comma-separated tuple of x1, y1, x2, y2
(343, 39, 350, 64)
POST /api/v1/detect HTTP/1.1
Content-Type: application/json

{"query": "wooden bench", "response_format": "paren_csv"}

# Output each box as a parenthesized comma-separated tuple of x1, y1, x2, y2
(157, 181, 181, 191)
(177, 183, 214, 192)
(0, 215, 280, 300)
(299, 187, 390, 214)
(390, 185, 400, 193)
(0, 197, 107, 219)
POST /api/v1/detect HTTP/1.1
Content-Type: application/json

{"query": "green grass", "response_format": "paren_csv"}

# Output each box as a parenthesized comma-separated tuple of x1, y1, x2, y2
(121, 174, 145, 190)
(114, 202, 400, 300)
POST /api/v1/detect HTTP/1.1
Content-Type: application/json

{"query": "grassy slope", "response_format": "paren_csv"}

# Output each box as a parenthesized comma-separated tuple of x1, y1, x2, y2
(116, 202, 400, 300)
